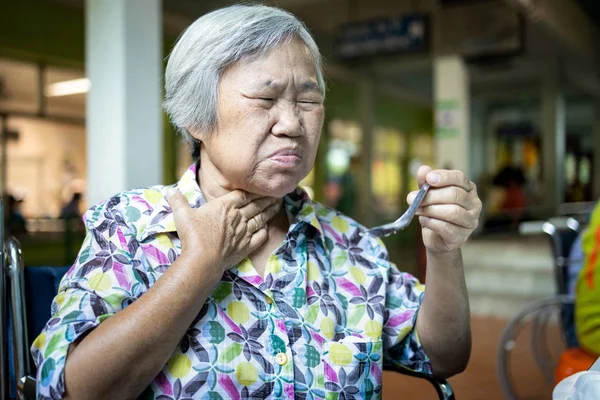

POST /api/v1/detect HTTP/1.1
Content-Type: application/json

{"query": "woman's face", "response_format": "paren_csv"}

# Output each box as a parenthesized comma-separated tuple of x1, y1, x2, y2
(193, 38, 325, 198)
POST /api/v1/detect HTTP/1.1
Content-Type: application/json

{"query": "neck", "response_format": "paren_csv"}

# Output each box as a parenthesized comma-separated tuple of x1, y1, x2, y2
(196, 147, 237, 202)
(196, 160, 290, 236)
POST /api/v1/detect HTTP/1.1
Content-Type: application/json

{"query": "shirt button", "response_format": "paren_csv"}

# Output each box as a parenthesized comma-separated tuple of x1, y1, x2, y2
(275, 352, 288, 366)
(265, 296, 273, 305)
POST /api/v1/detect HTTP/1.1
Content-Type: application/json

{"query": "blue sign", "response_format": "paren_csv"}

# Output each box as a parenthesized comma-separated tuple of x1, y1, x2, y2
(496, 123, 535, 138)
(335, 14, 429, 60)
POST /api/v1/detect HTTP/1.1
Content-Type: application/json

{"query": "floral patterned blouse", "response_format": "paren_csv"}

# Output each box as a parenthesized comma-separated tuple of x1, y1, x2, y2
(32, 163, 430, 400)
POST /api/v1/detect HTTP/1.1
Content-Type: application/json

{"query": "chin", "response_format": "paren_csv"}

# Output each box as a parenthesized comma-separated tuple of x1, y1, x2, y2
(252, 178, 300, 198)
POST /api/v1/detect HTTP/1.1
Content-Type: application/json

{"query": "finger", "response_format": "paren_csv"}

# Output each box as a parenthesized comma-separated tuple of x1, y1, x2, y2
(245, 216, 258, 233)
(239, 197, 280, 220)
(251, 202, 281, 228)
(166, 188, 190, 213)
(224, 190, 264, 208)
(416, 165, 433, 187)
(418, 216, 472, 243)
(247, 227, 269, 254)
(415, 204, 478, 229)
(425, 170, 473, 191)
(408, 186, 472, 210)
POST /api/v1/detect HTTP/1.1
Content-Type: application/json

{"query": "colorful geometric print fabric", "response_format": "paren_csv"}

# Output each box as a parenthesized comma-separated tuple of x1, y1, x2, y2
(31, 163, 430, 399)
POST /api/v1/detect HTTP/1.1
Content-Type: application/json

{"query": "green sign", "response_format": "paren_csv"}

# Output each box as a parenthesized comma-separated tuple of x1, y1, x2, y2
(435, 99, 460, 138)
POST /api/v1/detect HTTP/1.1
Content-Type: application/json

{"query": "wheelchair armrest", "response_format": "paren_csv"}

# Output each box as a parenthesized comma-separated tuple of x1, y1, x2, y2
(383, 364, 455, 400)
(17, 375, 36, 400)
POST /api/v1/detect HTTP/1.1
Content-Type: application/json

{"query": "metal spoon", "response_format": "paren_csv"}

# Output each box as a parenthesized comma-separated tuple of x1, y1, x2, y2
(364, 183, 431, 238)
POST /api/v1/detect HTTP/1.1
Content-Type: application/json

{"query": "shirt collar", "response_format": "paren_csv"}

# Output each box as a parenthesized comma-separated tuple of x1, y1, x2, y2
(138, 163, 205, 242)
(140, 163, 326, 250)
(283, 187, 326, 248)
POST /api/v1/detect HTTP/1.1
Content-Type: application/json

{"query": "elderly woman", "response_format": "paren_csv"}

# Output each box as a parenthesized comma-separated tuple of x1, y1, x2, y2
(32, 5, 481, 400)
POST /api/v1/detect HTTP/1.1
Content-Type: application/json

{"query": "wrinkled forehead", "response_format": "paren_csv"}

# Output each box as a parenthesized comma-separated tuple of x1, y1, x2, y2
(224, 37, 324, 93)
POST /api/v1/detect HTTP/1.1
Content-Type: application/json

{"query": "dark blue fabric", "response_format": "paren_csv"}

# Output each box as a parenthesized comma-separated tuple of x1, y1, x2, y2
(24, 266, 71, 351)
(562, 302, 579, 348)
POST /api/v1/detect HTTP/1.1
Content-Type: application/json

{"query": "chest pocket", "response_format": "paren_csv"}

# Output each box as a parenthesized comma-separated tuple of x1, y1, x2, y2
(322, 340, 383, 399)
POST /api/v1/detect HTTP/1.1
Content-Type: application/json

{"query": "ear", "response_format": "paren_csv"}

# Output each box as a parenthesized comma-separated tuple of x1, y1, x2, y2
(185, 126, 207, 143)
(184, 127, 204, 161)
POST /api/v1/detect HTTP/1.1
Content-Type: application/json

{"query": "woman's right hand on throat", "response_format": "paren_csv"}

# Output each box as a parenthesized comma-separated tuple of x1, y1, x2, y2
(166, 188, 280, 276)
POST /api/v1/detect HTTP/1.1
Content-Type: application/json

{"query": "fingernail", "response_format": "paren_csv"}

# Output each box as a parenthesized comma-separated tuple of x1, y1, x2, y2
(428, 174, 440, 184)
(407, 192, 416, 203)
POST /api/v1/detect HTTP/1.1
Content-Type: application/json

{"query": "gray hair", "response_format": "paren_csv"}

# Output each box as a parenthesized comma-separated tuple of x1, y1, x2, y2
(164, 4, 326, 155)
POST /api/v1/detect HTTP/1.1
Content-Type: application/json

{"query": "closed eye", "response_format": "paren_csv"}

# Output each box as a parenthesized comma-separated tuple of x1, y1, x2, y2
(253, 97, 275, 108)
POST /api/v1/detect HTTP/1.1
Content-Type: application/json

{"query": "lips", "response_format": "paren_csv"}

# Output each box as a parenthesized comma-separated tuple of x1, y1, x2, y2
(268, 147, 303, 167)
(269, 148, 302, 158)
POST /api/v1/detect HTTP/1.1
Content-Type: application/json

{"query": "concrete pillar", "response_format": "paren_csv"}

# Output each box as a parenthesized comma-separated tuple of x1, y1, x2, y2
(434, 56, 470, 175)
(541, 73, 566, 214)
(357, 78, 375, 226)
(86, 0, 163, 205)
(594, 100, 600, 200)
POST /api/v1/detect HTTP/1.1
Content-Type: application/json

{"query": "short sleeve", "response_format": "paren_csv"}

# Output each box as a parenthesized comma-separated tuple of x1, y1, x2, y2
(382, 262, 431, 374)
(30, 198, 153, 400)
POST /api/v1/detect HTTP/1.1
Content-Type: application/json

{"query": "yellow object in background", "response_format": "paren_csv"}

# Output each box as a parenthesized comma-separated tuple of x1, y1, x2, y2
(576, 202, 600, 355)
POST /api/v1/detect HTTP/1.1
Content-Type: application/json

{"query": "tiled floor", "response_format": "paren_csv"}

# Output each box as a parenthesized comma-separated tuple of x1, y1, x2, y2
(382, 316, 558, 399)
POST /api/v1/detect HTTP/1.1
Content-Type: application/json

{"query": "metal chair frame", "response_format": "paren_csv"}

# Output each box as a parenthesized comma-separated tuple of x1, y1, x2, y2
(497, 294, 575, 400)
(384, 363, 455, 400)
(497, 217, 586, 400)
(1, 199, 8, 400)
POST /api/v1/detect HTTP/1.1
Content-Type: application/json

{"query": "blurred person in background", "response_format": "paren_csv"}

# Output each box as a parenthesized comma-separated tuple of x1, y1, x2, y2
(59, 192, 83, 219)
(495, 166, 527, 216)
(484, 165, 527, 231)
(4, 193, 27, 238)
(31, 5, 482, 399)
(60, 192, 85, 233)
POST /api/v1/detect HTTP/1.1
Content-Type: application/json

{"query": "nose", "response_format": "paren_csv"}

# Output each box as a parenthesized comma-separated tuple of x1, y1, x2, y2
(271, 101, 302, 137)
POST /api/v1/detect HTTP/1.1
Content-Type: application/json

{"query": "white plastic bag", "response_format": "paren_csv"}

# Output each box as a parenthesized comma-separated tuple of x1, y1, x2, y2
(554, 358, 600, 399)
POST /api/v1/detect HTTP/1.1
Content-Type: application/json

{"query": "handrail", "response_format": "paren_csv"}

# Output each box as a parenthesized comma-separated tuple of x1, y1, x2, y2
(6, 236, 31, 387)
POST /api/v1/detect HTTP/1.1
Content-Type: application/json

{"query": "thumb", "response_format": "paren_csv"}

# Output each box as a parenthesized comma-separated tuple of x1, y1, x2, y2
(166, 188, 190, 214)
(416, 165, 433, 188)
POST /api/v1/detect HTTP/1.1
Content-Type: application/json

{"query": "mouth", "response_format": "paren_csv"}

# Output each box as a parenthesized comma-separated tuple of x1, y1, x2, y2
(268, 148, 303, 168)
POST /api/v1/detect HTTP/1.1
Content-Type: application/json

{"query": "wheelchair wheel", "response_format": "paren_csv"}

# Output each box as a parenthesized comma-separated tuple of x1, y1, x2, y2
(497, 295, 573, 400)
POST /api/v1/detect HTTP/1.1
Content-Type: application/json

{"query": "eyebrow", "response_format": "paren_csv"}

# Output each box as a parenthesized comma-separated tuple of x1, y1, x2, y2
(300, 81, 322, 93)
(258, 80, 322, 94)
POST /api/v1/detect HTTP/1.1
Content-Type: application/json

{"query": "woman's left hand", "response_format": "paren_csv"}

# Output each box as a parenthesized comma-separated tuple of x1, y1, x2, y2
(408, 165, 483, 254)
